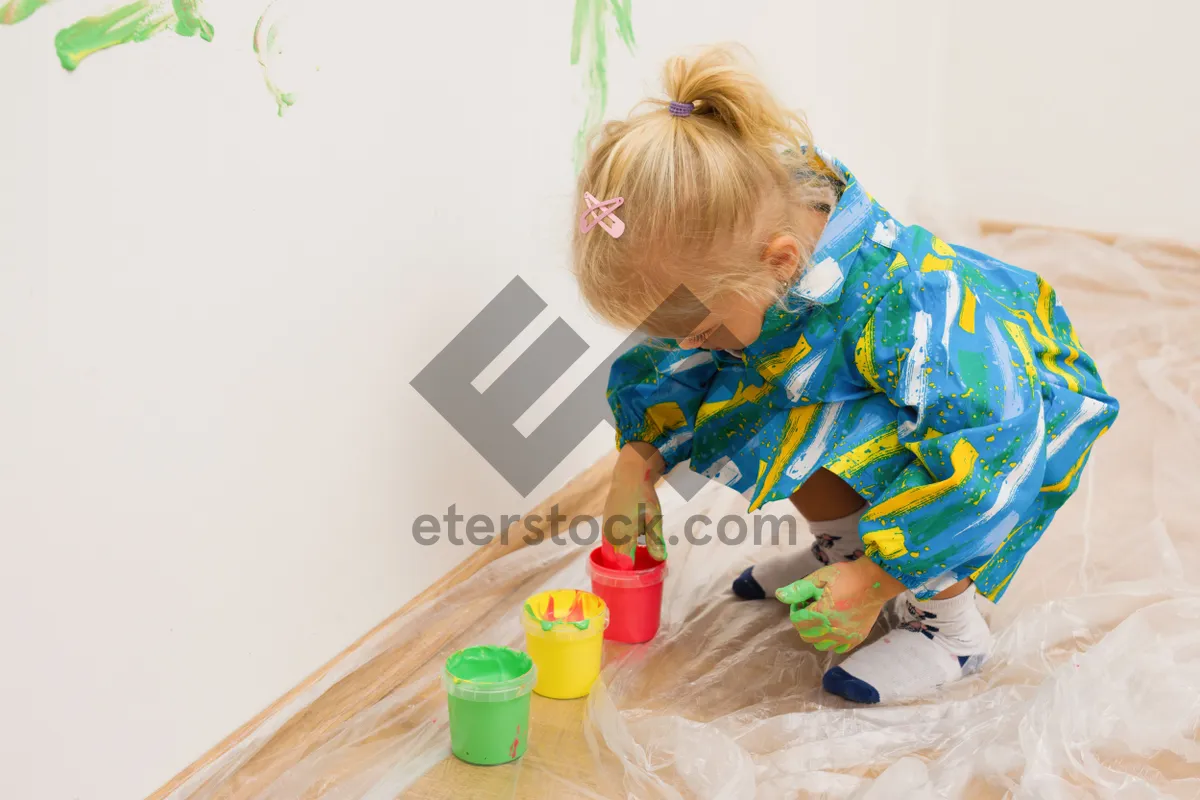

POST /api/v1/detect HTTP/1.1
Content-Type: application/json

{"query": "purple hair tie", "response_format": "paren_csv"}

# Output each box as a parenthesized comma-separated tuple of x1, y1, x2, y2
(668, 101, 695, 118)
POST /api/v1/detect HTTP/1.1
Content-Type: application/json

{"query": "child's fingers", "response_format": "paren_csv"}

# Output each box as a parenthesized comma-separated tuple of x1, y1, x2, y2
(775, 579, 823, 606)
(796, 622, 832, 639)
(605, 518, 638, 562)
(643, 505, 667, 561)
(647, 529, 668, 561)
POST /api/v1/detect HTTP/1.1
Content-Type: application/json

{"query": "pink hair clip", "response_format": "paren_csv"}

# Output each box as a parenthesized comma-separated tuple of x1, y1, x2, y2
(579, 192, 625, 239)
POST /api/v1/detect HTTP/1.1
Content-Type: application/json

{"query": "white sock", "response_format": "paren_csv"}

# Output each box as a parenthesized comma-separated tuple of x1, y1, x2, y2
(823, 585, 991, 704)
(746, 508, 866, 596)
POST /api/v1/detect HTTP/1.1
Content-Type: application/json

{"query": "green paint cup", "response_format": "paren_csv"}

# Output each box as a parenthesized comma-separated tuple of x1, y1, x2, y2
(442, 645, 537, 766)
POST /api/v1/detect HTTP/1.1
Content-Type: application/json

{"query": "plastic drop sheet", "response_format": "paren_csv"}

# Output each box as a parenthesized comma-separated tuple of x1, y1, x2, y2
(166, 231, 1200, 799)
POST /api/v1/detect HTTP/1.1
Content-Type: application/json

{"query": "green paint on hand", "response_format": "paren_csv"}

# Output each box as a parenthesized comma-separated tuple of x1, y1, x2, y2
(0, 0, 52, 26)
(775, 578, 822, 606)
(776, 579, 835, 629)
(872, 582, 881, 589)
(54, 0, 213, 72)
(795, 616, 832, 637)
(569, 0, 635, 171)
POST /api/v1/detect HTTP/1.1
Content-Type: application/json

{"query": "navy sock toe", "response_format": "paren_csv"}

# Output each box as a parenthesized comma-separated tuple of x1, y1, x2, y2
(823, 666, 881, 704)
(731, 567, 766, 600)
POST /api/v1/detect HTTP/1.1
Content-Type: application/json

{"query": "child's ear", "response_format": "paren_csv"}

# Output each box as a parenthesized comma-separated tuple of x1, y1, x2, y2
(762, 235, 802, 282)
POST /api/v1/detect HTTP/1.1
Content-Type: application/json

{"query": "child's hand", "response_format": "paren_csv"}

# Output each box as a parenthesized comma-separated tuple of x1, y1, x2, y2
(775, 558, 906, 654)
(602, 444, 667, 565)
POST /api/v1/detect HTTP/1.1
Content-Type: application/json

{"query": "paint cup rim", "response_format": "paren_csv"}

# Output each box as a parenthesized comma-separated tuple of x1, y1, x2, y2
(588, 546, 668, 588)
(520, 589, 609, 637)
(442, 645, 537, 702)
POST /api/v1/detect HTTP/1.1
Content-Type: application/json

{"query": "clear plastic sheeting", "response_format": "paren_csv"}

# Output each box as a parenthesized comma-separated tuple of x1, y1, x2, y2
(165, 231, 1200, 799)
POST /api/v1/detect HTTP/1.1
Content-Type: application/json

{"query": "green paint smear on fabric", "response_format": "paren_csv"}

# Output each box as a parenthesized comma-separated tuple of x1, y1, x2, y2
(253, 0, 296, 116)
(445, 645, 533, 684)
(1, 0, 52, 25)
(54, 0, 213, 72)
(570, 0, 635, 170)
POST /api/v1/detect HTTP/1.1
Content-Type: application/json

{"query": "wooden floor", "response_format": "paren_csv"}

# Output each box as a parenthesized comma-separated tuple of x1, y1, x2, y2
(151, 453, 619, 800)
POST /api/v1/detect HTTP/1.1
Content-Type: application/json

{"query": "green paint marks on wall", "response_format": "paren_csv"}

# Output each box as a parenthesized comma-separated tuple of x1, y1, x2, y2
(172, 0, 211, 40)
(54, 0, 213, 73)
(253, 1, 296, 117)
(252, 0, 327, 116)
(1, 0, 51, 26)
(570, 0, 635, 170)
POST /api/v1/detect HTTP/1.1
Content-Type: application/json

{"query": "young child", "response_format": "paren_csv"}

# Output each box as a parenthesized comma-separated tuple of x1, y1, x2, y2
(572, 47, 1118, 704)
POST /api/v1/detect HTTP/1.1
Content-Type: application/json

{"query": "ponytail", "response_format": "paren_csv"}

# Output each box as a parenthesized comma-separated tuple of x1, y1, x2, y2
(573, 45, 841, 332)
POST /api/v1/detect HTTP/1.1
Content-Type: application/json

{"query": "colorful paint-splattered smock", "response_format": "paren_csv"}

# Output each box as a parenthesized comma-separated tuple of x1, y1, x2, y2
(607, 153, 1118, 602)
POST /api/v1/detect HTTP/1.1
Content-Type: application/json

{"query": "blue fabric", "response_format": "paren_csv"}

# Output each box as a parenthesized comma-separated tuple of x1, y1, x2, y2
(607, 152, 1119, 601)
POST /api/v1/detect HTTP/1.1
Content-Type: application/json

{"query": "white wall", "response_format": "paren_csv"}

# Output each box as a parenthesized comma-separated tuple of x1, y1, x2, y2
(0, 2, 1190, 799)
(935, 1, 1200, 243)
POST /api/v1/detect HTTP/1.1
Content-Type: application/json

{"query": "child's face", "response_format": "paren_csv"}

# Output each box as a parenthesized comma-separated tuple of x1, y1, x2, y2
(674, 291, 775, 352)
(664, 234, 806, 352)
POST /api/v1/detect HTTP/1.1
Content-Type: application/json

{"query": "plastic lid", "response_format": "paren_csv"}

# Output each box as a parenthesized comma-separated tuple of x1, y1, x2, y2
(588, 546, 668, 588)
(442, 645, 537, 703)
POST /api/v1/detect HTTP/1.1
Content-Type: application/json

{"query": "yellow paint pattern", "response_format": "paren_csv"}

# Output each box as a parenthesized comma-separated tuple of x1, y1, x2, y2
(884, 252, 909, 279)
(824, 424, 903, 477)
(863, 526, 908, 559)
(1064, 338, 1081, 372)
(905, 429, 944, 470)
(639, 402, 687, 442)
(863, 439, 981, 522)
(1041, 437, 1100, 493)
(1002, 320, 1039, 385)
(968, 520, 1030, 593)
(920, 238, 956, 272)
(1031, 278, 1084, 390)
(905, 440, 930, 471)
(992, 279, 1083, 391)
(921, 253, 952, 272)
(1010, 311, 1081, 392)
(696, 381, 771, 426)
(1035, 276, 1055, 327)
(854, 315, 883, 392)
(747, 404, 822, 511)
(755, 333, 812, 384)
(980, 570, 1015, 601)
(959, 285, 977, 333)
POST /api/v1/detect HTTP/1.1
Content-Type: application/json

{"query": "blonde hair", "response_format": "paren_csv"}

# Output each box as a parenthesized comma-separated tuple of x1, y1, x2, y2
(572, 45, 842, 333)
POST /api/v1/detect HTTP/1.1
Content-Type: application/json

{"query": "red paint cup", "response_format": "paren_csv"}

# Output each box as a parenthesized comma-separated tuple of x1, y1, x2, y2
(587, 546, 667, 643)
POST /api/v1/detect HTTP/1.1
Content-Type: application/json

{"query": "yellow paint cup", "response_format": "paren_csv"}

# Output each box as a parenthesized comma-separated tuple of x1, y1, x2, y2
(520, 589, 608, 699)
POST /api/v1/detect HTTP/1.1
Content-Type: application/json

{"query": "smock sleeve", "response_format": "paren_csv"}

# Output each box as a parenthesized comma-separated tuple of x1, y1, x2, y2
(607, 341, 719, 471)
(853, 267, 1048, 593)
